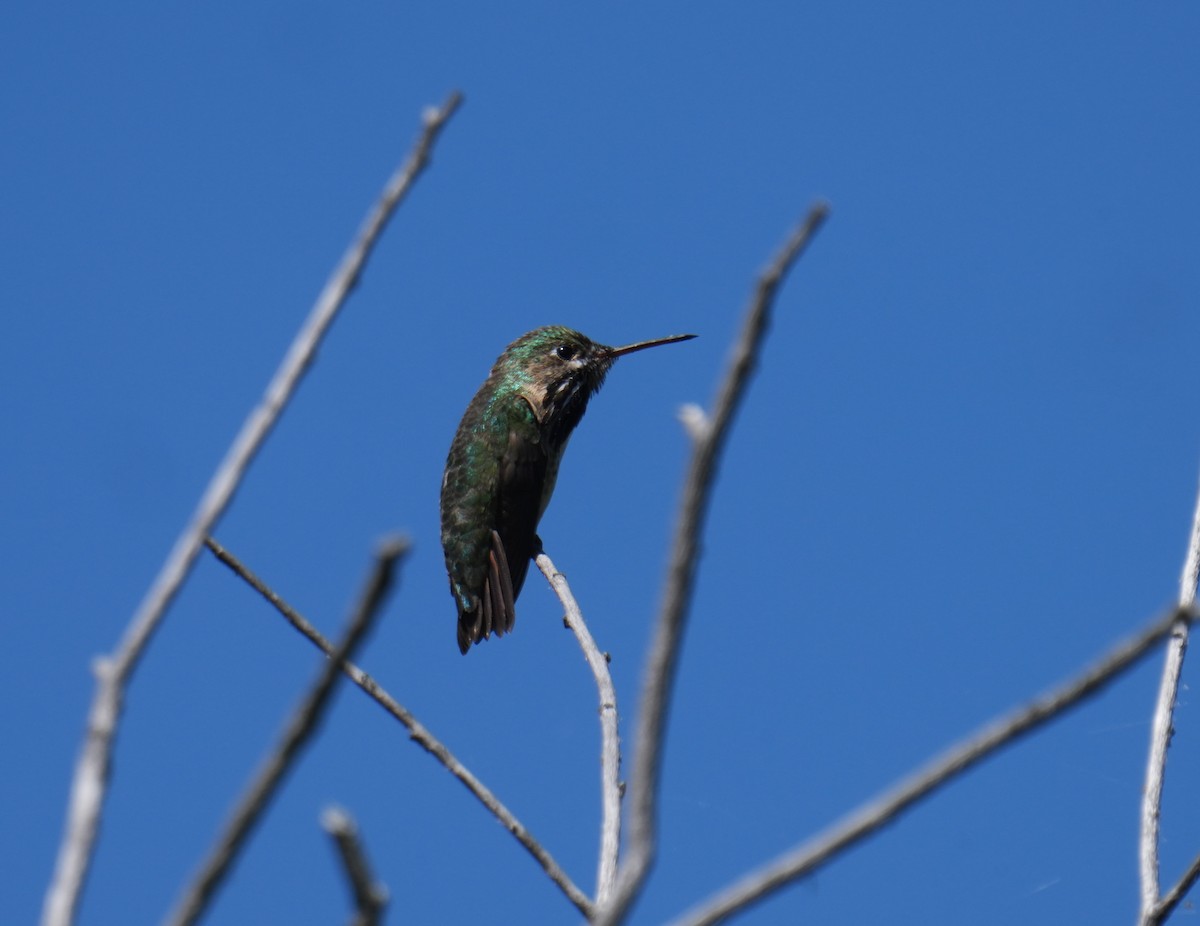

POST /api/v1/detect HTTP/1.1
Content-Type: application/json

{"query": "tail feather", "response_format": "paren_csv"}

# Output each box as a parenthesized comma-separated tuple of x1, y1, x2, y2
(457, 530, 518, 654)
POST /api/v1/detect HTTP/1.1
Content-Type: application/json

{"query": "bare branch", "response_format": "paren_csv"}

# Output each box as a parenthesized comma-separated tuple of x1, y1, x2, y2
(598, 202, 830, 925)
(1151, 847, 1200, 926)
(322, 806, 389, 926)
(204, 536, 594, 918)
(1139, 474, 1200, 924)
(205, 537, 338, 656)
(668, 604, 1196, 926)
(1140, 628, 1191, 920)
(535, 551, 621, 908)
(164, 538, 408, 926)
(41, 91, 464, 926)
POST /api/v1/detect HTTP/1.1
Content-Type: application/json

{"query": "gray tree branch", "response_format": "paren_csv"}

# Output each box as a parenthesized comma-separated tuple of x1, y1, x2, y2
(1139, 472, 1200, 925)
(669, 604, 1196, 926)
(1150, 846, 1200, 925)
(203, 536, 594, 918)
(535, 551, 622, 909)
(41, 91, 463, 926)
(165, 538, 410, 926)
(322, 806, 389, 926)
(597, 202, 830, 925)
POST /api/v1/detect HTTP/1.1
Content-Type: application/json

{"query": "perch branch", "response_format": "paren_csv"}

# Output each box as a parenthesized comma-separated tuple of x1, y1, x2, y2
(165, 537, 409, 926)
(668, 604, 1196, 926)
(598, 202, 830, 925)
(41, 91, 463, 926)
(204, 536, 594, 918)
(536, 551, 622, 908)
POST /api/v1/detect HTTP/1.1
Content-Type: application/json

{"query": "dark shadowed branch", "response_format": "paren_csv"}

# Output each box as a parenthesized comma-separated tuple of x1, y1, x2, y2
(165, 537, 409, 926)
(1139, 474, 1200, 925)
(668, 604, 1196, 926)
(597, 202, 830, 925)
(322, 806, 389, 926)
(536, 551, 621, 908)
(203, 536, 594, 918)
(41, 91, 463, 926)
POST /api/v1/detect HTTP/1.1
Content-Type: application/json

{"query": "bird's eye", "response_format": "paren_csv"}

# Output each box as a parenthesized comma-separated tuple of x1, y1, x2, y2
(554, 344, 578, 361)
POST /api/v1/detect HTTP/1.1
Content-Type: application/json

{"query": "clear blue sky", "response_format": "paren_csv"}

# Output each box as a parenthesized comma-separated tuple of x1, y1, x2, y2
(4, 3, 1200, 924)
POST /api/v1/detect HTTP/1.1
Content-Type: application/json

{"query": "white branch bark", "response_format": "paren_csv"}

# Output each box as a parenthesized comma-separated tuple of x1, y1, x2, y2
(536, 551, 622, 908)
(1138, 471, 1200, 925)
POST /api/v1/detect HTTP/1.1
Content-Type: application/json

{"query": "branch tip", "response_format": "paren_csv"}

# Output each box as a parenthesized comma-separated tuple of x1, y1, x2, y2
(599, 200, 829, 925)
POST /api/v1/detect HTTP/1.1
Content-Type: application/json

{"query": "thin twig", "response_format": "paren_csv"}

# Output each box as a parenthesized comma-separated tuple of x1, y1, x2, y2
(41, 92, 463, 926)
(536, 551, 621, 908)
(1139, 474, 1200, 925)
(165, 537, 409, 926)
(1152, 846, 1200, 925)
(322, 806, 389, 926)
(597, 202, 830, 925)
(204, 536, 594, 918)
(667, 604, 1196, 926)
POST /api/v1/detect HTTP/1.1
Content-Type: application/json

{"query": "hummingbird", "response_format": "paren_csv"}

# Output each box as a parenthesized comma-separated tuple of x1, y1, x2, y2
(440, 325, 696, 654)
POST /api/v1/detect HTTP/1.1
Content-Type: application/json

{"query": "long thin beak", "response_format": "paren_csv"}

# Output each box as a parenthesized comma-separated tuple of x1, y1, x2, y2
(607, 333, 697, 358)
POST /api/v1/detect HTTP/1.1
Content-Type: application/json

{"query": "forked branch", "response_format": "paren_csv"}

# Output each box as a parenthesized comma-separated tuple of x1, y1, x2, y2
(598, 202, 830, 925)
(1139, 471, 1200, 925)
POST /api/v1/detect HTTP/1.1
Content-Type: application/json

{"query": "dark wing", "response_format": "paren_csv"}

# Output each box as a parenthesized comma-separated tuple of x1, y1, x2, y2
(494, 402, 548, 606)
(441, 383, 505, 653)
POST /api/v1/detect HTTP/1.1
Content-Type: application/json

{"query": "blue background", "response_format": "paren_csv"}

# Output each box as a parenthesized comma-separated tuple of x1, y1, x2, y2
(4, 3, 1200, 924)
